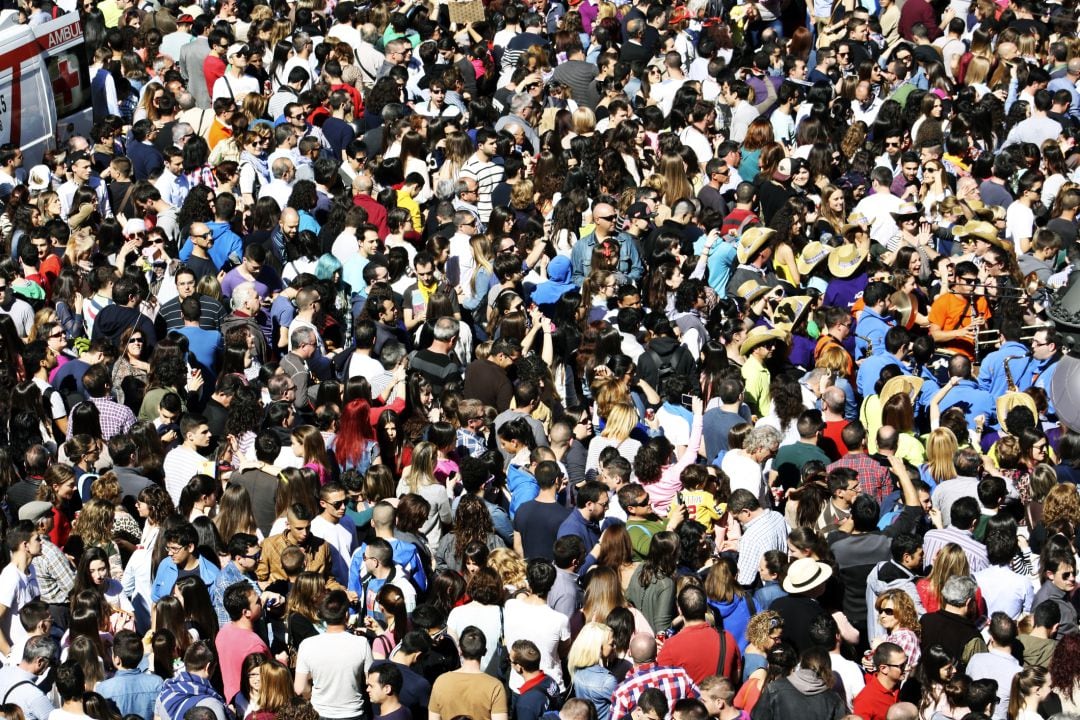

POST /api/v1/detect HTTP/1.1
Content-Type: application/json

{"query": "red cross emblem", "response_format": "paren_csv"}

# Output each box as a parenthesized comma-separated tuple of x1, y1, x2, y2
(51, 55, 79, 109)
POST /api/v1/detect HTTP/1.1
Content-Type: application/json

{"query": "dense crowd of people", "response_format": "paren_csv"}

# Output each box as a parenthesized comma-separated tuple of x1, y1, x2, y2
(1, 0, 1080, 720)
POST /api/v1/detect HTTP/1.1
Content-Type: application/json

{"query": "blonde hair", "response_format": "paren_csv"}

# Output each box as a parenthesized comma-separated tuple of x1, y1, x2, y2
(965, 56, 992, 85)
(72, 498, 116, 549)
(600, 403, 639, 443)
(405, 442, 438, 493)
(925, 543, 970, 609)
(488, 547, 528, 590)
(572, 107, 597, 135)
(567, 622, 612, 676)
(926, 427, 959, 482)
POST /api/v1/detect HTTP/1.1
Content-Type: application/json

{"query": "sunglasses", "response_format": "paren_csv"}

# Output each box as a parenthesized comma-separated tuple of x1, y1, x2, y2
(325, 499, 347, 509)
(878, 607, 895, 616)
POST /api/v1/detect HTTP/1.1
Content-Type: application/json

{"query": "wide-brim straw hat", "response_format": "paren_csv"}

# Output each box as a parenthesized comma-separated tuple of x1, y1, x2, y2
(736, 227, 777, 264)
(953, 220, 1012, 253)
(796, 241, 832, 276)
(880, 375, 925, 407)
(740, 326, 788, 356)
(736, 280, 771, 306)
(828, 243, 869, 278)
(997, 392, 1038, 434)
(775, 295, 812, 327)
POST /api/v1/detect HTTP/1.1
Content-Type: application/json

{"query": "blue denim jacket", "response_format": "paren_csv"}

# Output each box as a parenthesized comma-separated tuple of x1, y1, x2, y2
(572, 664, 617, 720)
(97, 668, 164, 719)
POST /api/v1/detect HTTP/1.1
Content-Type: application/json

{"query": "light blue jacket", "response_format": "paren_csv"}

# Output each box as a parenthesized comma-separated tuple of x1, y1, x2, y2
(151, 555, 220, 603)
(572, 664, 618, 720)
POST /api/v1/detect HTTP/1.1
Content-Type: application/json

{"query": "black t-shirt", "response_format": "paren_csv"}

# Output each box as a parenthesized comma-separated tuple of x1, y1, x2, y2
(371, 661, 430, 720)
(513, 499, 572, 561)
(185, 254, 220, 281)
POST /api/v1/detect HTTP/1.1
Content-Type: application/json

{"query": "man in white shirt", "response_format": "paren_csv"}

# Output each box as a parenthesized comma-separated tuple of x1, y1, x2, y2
(809, 613, 864, 709)
(311, 484, 358, 587)
(652, 52, 689, 117)
(0, 523, 42, 658)
(163, 414, 214, 506)
(212, 44, 261, 102)
(853, 167, 904, 245)
(679, 100, 715, 171)
(294, 592, 374, 720)
(966, 613, 1022, 720)
(259, 157, 296, 209)
(1006, 170, 1044, 255)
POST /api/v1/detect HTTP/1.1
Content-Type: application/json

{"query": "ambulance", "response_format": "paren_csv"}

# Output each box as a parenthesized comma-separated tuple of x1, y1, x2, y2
(0, 10, 91, 164)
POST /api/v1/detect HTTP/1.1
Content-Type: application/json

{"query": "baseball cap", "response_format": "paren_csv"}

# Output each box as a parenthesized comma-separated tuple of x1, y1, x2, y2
(626, 202, 655, 220)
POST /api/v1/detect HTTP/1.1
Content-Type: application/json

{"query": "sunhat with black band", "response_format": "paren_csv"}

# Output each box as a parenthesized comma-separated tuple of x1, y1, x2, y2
(782, 557, 834, 594)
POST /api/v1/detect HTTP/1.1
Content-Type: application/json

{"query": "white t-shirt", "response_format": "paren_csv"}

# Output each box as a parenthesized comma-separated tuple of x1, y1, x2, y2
(447, 601, 503, 672)
(32, 378, 65, 421)
(48, 709, 92, 720)
(212, 73, 260, 102)
(348, 353, 384, 380)
(721, 450, 766, 505)
(295, 631, 373, 719)
(503, 598, 570, 691)
(0, 564, 39, 652)
(1006, 200, 1035, 254)
(163, 446, 212, 506)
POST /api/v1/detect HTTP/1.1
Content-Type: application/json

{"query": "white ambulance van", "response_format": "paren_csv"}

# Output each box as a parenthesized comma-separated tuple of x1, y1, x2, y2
(0, 10, 91, 164)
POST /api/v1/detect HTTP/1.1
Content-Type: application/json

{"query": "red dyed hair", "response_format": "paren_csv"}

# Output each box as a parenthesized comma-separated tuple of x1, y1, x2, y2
(335, 398, 376, 467)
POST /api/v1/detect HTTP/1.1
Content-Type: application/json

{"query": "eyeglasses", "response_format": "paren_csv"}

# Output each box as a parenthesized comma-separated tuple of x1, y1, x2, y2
(595, 215, 617, 222)
(192, 232, 212, 239)
(884, 661, 908, 670)
(1062, 571, 1076, 579)
(165, 544, 185, 555)
(325, 499, 347, 508)
(127, 337, 143, 345)
(885, 141, 900, 147)
(878, 607, 896, 616)
(244, 551, 261, 561)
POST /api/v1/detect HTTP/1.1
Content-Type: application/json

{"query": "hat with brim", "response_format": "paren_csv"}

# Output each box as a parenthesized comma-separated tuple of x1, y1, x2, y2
(740, 326, 788, 356)
(997, 392, 1038, 434)
(775, 295, 812, 327)
(891, 290, 916, 330)
(842, 211, 871, 236)
(796, 241, 832, 276)
(783, 557, 834, 594)
(27, 164, 50, 192)
(879, 374, 924, 408)
(736, 227, 776, 264)
(953, 220, 1012, 253)
(18, 500, 53, 523)
(828, 242, 869, 278)
(735, 280, 771, 306)
(890, 201, 923, 220)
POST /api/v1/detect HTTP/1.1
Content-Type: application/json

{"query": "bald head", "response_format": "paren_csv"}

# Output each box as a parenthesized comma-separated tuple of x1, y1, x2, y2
(822, 386, 846, 413)
(1069, 58, 1080, 77)
(887, 703, 918, 720)
(629, 632, 657, 664)
(190, 222, 210, 240)
(355, 174, 374, 194)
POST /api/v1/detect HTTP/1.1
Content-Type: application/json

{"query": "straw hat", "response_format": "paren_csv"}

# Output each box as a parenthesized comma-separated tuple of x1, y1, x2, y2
(775, 295, 812, 327)
(996, 392, 1038, 435)
(796, 241, 832, 276)
(879, 375, 925, 407)
(890, 201, 923, 220)
(735, 280, 771, 306)
(841, 211, 871, 236)
(828, 243, 869, 278)
(783, 558, 834, 594)
(740, 326, 788, 356)
(953, 220, 1012, 253)
(736, 227, 776, 264)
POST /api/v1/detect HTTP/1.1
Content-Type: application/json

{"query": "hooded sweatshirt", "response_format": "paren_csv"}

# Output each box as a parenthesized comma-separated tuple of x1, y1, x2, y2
(177, 220, 243, 270)
(532, 256, 577, 308)
(753, 669, 846, 720)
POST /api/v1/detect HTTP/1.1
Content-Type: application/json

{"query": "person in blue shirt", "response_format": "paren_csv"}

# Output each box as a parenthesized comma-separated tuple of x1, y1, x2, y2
(97, 630, 164, 719)
(978, 319, 1032, 397)
(937, 355, 996, 430)
(175, 297, 222, 379)
(854, 281, 897, 358)
(177, 193, 243, 270)
(151, 522, 220, 603)
(856, 326, 910, 399)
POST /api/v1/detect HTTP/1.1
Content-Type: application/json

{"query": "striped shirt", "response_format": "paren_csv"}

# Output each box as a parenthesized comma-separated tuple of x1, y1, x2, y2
(460, 155, 504, 224)
(922, 526, 990, 574)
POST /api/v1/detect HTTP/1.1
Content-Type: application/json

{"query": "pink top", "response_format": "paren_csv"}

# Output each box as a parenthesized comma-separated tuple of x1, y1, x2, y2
(643, 415, 703, 516)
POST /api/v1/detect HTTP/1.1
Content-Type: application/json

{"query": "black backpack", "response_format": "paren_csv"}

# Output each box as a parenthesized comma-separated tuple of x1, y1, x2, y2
(645, 345, 692, 386)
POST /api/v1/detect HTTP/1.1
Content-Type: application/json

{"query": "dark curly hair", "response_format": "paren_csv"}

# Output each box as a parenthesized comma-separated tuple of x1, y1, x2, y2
(225, 384, 264, 437)
(1050, 633, 1080, 701)
(634, 436, 675, 485)
(177, 185, 215, 235)
(452, 494, 495, 563)
(146, 339, 187, 391)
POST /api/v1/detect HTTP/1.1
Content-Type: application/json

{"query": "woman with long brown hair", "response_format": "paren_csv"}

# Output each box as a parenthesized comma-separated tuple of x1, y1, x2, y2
(739, 118, 775, 181)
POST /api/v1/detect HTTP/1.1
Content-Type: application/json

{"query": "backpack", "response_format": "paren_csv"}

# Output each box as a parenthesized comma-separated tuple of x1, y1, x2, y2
(645, 345, 692, 386)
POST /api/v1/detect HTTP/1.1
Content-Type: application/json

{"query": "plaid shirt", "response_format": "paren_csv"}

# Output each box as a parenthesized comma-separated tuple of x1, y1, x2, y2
(71, 396, 136, 441)
(828, 453, 892, 506)
(609, 662, 699, 720)
(456, 428, 488, 458)
(32, 538, 75, 604)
